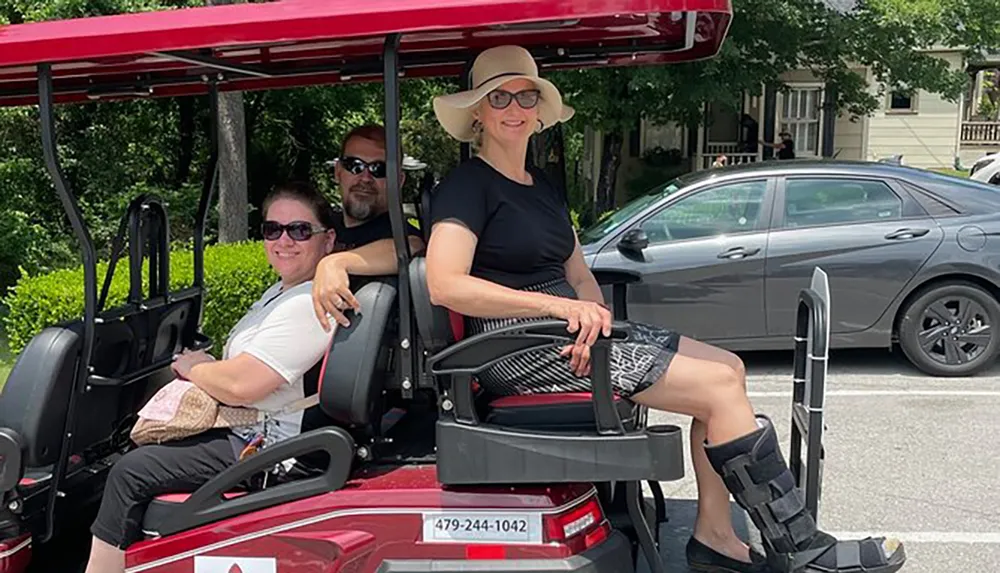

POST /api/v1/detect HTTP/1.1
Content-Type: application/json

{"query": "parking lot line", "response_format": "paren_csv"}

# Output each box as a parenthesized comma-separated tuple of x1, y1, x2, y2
(824, 531, 1000, 544)
(748, 390, 1000, 398)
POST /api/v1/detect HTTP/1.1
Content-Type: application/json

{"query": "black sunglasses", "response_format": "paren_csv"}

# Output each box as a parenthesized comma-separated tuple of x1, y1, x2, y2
(338, 156, 387, 179)
(486, 89, 541, 110)
(261, 220, 328, 241)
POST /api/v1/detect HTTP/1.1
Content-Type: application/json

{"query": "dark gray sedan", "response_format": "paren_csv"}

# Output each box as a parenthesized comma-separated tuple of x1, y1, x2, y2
(581, 160, 1000, 377)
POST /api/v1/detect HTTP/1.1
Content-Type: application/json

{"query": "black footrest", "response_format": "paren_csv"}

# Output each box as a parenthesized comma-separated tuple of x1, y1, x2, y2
(436, 420, 685, 485)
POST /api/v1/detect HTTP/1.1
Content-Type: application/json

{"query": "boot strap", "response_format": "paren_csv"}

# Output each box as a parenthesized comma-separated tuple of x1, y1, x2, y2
(720, 452, 826, 554)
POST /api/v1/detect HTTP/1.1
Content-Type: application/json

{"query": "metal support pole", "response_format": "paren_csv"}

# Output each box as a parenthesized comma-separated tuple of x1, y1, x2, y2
(459, 61, 474, 162)
(762, 84, 777, 160)
(38, 64, 98, 544)
(194, 84, 220, 295)
(383, 34, 416, 399)
(821, 87, 837, 158)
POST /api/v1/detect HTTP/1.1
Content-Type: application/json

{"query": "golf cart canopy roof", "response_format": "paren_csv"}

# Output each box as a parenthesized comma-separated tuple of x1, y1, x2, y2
(0, 0, 732, 107)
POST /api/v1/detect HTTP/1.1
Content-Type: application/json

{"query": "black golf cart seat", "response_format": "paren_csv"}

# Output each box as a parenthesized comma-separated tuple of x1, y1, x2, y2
(137, 278, 402, 538)
(407, 256, 685, 485)
(0, 290, 206, 500)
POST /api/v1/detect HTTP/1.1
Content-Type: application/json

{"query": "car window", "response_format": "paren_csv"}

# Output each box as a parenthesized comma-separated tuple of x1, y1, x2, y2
(783, 178, 902, 228)
(639, 180, 768, 244)
(578, 180, 683, 245)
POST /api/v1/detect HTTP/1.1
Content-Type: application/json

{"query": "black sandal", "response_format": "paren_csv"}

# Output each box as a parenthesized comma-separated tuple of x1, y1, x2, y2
(686, 536, 770, 572)
(704, 416, 907, 573)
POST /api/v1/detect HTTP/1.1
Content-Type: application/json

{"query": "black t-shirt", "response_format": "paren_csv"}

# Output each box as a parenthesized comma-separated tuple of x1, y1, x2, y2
(329, 207, 423, 291)
(429, 157, 576, 290)
(330, 207, 422, 252)
(778, 138, 796, 160)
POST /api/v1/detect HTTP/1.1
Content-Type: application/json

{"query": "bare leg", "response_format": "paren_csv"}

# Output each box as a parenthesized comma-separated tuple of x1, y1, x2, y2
(630, 337, 757, 445)
(85, 536, 125, 573)
(676, 337, 752, 563)
(629, 337, 758, 561)
(630, 336, 905, 573)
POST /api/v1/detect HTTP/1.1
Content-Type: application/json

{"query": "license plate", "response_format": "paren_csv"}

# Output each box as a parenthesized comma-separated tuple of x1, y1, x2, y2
(421, 512, 543, 544)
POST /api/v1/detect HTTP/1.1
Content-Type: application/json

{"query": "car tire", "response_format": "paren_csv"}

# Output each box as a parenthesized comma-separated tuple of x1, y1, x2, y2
(898, 281, 1000, 376)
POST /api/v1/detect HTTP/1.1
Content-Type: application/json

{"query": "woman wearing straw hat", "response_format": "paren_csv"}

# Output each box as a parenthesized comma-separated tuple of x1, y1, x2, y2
(424, 45, 905, 573)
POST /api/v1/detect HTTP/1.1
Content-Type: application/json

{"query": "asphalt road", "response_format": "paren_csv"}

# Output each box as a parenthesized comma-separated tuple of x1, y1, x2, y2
(639, 348, 1000, 573)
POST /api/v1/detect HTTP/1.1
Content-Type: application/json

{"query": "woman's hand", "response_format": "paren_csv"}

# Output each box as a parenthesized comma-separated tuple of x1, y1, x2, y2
(171, 349, 216, 379)
(545, 298, 612, 377)
(312, 256, 359, 330)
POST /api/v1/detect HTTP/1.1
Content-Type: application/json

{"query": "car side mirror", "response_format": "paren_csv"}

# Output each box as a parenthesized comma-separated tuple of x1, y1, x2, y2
(617, 228, 649, 254)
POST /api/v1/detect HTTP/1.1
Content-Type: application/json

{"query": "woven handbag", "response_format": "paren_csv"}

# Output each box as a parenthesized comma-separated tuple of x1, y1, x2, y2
(130, 379, 262, 446)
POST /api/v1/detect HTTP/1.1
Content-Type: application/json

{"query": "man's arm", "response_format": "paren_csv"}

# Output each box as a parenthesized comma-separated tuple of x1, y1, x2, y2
(312, 232, 425, 330)
(322, 234, 425, 276)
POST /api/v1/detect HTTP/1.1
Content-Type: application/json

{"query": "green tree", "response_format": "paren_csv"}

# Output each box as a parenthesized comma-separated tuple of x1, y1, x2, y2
(552, 0, 1000, 218)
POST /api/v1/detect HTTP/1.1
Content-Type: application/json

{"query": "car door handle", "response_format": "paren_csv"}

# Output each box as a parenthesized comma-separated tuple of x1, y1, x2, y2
(885, 228, 930, 240)
(717, 247, 761, 260)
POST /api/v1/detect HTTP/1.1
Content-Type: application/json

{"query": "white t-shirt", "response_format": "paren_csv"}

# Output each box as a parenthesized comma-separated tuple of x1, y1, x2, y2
(223, 280, 335, 448)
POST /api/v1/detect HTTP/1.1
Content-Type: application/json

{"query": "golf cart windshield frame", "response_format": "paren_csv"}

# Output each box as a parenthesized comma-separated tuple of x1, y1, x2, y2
(0, 0, 734, 543)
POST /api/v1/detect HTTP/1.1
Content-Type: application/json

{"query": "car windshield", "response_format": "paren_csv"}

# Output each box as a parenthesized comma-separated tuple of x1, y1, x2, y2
(579, 180, 683, 244)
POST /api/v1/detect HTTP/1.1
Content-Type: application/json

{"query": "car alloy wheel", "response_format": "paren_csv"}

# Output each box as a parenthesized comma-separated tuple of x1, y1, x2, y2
(917, 296, 991, 366)
(898, 281, 1000, 376)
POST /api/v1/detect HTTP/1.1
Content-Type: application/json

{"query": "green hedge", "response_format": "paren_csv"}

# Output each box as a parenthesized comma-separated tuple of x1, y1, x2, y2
(2, 241, 277, 357)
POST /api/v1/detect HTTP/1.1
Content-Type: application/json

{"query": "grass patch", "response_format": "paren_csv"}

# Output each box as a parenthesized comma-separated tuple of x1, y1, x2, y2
(930, 168, 970, 178)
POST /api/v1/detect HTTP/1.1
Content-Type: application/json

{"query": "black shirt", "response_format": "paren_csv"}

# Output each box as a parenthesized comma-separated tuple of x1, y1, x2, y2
(429, 157, 576, 290)
(778, 138, 796, 160)
(330, 207, 422, 252)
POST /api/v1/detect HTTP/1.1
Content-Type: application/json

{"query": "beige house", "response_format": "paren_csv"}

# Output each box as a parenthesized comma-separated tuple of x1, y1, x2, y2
(582, 48, 1000, 202)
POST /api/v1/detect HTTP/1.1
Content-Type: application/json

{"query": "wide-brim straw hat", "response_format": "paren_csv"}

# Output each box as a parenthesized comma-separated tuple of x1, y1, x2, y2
(433, 45, 575, 142)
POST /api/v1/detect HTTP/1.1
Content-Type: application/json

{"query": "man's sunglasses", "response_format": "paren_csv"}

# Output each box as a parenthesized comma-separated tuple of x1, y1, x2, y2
(338, 156, 387, 179)
(261, 220, 328, 241)
(486, 89, 541, 110)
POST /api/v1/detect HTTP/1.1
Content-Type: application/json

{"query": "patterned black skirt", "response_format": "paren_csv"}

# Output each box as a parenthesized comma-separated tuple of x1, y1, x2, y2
(465, 279, 681, 399)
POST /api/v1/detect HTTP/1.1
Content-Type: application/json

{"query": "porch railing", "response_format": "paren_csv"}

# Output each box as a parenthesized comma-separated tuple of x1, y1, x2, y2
(961, 121, 1000, 146)
(705, 142, 748, 155)
(699, 152, 760, 170)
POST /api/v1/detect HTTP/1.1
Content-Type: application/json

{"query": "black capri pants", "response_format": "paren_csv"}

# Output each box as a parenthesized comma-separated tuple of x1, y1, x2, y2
(91, 429, 242, 549)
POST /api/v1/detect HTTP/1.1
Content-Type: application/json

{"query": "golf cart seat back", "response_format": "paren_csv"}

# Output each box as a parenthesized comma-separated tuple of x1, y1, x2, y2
(407, 256, 685, 485)
(317, 276, 399, 427)
(140, 279, 399, 539)
(0, 295, 203, 476)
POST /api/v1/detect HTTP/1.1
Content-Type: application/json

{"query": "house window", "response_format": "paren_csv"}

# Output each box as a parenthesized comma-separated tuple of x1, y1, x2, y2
(780, 87, 821, 156)
(888, 91, 916, 112)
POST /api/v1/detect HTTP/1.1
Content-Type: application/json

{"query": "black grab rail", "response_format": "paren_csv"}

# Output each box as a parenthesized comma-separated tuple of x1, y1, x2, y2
(789, 266, 830, 522)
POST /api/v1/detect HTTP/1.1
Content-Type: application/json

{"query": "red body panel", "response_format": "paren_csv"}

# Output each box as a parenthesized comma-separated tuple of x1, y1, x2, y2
(490, 393, 621, 407)
(123, 465, 597, 572)
(0, 0, 732, 107)
(0, 536, 31, 573)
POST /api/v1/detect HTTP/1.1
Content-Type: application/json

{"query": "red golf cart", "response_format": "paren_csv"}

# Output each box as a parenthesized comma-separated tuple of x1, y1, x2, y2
(0, 1, 831, 571)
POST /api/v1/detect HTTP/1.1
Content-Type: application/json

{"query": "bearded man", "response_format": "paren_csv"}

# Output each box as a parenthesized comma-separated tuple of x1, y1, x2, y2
(311, 124, 424, 330)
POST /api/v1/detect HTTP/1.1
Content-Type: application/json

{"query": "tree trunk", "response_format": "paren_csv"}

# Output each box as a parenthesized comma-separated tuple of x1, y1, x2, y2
(595, 130, 623, 219)
(175, 96, 195, 188)
(208, 0, 248, 243)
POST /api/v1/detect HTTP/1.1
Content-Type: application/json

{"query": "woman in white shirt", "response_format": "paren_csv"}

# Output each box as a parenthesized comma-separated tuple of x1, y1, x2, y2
(85, 181, 338, 573)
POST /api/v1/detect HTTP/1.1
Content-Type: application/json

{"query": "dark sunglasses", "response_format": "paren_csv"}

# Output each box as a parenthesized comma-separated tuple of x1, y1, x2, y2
(261, 220, 328, 241)
(486, 89, 541, 110)
(338, 156, 387, 179)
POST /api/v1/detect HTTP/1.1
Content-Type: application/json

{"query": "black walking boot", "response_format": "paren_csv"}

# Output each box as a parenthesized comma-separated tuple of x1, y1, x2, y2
(704, 416, 906, 573)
